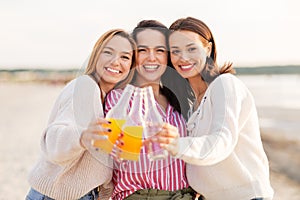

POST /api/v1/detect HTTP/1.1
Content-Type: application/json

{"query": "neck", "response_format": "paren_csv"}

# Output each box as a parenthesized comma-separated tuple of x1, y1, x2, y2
(134, 77, 161, 95)
(134, 80, 168, 110)
(188, 75, 207, 105)
(135, 82, 161, 96)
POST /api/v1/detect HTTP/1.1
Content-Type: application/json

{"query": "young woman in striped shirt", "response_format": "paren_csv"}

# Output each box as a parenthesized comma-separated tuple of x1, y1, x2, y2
(105, 20, 195, 200)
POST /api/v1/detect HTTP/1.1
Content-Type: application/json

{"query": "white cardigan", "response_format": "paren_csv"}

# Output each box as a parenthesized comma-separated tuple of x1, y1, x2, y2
(28, 75, 113, 200)
(176, 74, 274, 200)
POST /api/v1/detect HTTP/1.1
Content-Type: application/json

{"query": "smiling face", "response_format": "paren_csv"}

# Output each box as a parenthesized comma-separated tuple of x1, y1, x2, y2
(134, 29, 168, 86)
(169, 30, 211, 79)
(95, 35, 133, 89)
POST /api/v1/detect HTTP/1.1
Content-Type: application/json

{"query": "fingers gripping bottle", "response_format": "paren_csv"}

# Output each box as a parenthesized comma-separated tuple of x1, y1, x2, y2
(93, 84, 135, 153)
(144, 86, 168, 160)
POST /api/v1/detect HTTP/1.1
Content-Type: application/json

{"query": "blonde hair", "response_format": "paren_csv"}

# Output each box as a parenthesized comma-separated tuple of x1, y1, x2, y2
(84, 29, 137, 77)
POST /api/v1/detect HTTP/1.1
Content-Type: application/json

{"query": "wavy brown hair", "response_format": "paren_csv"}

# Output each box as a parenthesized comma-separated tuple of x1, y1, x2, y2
(169, 17, 235, 83)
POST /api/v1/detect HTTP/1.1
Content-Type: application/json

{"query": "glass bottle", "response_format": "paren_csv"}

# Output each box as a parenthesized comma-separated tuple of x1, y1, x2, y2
(143, 86, 168, 160)
(93, 84, 135, 153)
(118, 87, 144, 161)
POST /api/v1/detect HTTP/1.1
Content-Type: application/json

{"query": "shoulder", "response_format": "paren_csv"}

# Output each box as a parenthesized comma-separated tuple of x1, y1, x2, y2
(209, 73, 243, 90)
(60, 75, 97, 93)
(70, 75, 100, 96)
(61, 75, 102, 107)
(71, 75, 98, 89)
(214, 73, 236, 84)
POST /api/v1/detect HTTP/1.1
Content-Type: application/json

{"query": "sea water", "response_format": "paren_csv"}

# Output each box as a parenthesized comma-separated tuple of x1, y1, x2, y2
(238, 74, 300, 140)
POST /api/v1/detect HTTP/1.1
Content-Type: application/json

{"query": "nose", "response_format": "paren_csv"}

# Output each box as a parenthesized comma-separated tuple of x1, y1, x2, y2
(180, 51, 189, 61)
(110, 55, 121, 66)
(148, 50, 156, 61)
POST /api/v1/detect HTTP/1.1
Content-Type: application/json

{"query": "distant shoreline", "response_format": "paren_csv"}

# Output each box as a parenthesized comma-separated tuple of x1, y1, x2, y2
(1, 65, 300, 83)
(1, 65, 300, 74)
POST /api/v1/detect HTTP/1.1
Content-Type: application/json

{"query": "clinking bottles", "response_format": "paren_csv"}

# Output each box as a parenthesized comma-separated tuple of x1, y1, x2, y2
(118, 87, 144, 161)
(143, 86, 168, 160)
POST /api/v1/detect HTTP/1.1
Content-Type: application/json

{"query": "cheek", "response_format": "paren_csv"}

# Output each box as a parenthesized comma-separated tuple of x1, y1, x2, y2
(170, 54, 179, 65)
(95, 60, 104, 72)
(160, 55, 168, 65)
(123, 61, 132, 72)
(135, 66, 143, 76)
(198, 47, 208, 60)
(136, 54, 147, 65)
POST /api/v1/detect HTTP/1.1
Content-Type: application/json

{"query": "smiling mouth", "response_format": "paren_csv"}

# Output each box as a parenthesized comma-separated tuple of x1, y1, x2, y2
(179, 64, 194, 71)
(143, 65, 159, 71)
(105, 67, 121, 74)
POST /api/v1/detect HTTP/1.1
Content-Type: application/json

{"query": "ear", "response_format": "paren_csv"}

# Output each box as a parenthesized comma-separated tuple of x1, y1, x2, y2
(205, 42, 212, 57)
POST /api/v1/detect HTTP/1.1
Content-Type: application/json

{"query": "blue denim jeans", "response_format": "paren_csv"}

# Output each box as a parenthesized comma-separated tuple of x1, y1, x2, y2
(26, 188, 99, 200)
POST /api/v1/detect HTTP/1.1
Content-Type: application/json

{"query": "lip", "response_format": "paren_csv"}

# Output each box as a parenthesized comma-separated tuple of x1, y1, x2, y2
(143, 64, 160, 72)
(104, 67, 121, 74)
(179, 63, 195, 71)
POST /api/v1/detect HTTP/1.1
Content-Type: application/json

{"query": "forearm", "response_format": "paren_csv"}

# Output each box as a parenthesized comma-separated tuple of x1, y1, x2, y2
(42, 122, 85, 164)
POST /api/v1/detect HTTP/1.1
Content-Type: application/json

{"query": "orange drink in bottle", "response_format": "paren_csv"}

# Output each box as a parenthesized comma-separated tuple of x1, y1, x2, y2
(119, 125, 143, 161)
(93, 118, 126, 153)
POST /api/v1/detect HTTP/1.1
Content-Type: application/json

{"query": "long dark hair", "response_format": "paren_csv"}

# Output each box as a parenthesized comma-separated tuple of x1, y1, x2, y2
(131, 20, 194, 120)
(169, 17, 235, 84)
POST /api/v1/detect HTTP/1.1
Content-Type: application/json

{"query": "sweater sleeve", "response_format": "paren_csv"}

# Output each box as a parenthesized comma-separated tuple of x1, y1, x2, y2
(176, 74, 241, 166)
(41, 76, 103, 165)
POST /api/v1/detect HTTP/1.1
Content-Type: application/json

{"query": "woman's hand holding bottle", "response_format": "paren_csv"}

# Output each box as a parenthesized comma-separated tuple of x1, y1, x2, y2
(149, 122, 180, 157)
(80, 118, 111, 150)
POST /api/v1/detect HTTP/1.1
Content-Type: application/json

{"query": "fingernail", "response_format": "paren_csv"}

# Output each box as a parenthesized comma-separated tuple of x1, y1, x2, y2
(120, 141, 124, 146)
(108, 121, 112, 124)
(119, 133, 124, 138)
(108, 129, 112, 132)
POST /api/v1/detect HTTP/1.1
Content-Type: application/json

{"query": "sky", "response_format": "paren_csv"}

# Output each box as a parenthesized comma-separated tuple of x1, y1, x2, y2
(0, 0, 299, 69)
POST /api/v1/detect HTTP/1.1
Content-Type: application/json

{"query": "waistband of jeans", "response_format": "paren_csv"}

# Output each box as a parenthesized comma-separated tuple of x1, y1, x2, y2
(134, 187, 195, 196)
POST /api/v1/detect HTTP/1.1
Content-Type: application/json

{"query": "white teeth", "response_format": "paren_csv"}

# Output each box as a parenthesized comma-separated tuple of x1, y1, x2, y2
(181, 65, 193, 69)
(144, 65, 159, 70)
(106, 67, 120, 73)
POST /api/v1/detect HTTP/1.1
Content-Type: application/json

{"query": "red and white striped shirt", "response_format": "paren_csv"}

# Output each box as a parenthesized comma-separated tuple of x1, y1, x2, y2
(105, 88, 189, 200)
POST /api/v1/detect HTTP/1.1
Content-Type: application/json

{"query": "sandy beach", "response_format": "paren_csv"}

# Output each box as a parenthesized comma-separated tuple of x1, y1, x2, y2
(1, 78, 300, 199)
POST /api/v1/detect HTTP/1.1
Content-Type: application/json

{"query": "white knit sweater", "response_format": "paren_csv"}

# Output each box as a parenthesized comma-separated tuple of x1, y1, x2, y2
(28, 75, 113, 200)
(176, 74, 274, 200)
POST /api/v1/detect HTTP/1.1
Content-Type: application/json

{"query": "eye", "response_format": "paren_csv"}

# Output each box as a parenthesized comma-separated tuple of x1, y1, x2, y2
(171, 49, 180, 55)
(121, 55, 130, 60)
(138, 48, 146, 53)
(103, 50, 113, 55)
(156, 48, 166, 53)
(188, 47, 197, 52)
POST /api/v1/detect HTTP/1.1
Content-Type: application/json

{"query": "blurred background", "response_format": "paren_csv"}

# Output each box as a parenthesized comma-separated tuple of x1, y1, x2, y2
(1, 0, 300, 199)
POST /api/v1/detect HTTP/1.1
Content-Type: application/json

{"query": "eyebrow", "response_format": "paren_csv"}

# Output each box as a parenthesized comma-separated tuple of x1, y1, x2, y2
(170, 43, 195, 49)
(103, 46, 132, 55)
(138, 45, 167, 49)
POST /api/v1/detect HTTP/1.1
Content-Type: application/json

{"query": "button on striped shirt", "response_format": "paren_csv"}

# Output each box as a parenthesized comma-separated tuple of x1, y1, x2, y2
(105, 89, 189, 200)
